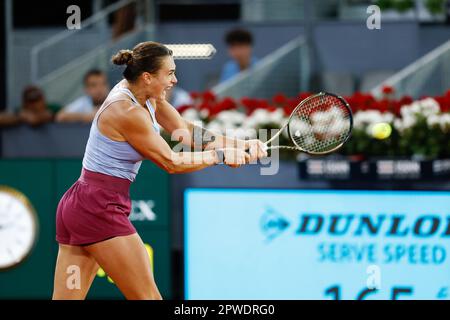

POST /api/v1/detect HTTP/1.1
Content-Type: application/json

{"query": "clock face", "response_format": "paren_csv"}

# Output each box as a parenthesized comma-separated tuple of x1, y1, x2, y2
(0, 187, 38, 270)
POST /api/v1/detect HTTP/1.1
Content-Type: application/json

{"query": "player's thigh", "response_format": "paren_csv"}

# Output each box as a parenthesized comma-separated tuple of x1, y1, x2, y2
(52, 244, 99, 300)
(83, 233, 162, 300)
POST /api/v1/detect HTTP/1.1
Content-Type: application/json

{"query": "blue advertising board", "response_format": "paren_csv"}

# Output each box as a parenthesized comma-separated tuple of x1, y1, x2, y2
(185, 189, 450, 300)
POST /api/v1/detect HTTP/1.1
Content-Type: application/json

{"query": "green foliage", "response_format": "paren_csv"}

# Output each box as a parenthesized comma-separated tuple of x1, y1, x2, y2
(425, 0, 445, 14)
(374, 0, 415, 12)
(340, 115, 450, 159)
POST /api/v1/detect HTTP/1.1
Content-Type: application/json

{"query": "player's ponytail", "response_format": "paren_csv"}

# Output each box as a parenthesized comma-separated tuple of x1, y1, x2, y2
(111, 50, 133, 66)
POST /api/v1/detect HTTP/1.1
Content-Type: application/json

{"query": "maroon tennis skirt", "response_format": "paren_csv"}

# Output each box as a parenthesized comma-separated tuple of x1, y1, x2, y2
(56, 168, 137, 246)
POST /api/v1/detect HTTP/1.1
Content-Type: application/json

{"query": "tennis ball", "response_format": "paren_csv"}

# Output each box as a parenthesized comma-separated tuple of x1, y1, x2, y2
(372, 122, 392, 140)
(97, 268, 106, 277)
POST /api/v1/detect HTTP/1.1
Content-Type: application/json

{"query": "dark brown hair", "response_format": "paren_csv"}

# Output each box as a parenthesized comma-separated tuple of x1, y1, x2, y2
(22, 85, 44, 103)
(225, 28, 253, 46)
(111, 41, 173, 82)
(83, 69, 106, 85)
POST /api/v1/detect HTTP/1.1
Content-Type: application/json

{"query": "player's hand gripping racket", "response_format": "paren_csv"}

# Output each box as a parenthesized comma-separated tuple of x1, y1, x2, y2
(263, 92, 353, 155)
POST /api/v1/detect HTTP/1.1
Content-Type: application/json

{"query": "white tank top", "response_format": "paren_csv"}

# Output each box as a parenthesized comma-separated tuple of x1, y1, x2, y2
(82, 80, 161, 182)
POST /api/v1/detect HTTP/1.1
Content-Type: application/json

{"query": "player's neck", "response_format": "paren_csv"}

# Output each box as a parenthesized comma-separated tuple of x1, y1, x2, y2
(125, 81, 149, 108)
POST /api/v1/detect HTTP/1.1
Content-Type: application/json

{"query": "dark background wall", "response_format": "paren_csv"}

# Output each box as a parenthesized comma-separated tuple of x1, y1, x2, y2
(156, 21, 449, 92)
(156, 22, 305, 91)
(12, 0, 93, 28)
(1, 1, 6, 111)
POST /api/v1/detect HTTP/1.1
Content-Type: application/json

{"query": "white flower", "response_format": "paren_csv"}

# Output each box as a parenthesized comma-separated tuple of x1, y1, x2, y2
(400, 105, 413, 118)
(400, 98, 440, 119)
(439, 114, 450, 132)
(420, 98, 440, 116)
(394, 118, 404, 133)
(410, 101, 421, 113)
(329, 106, 346, 120)
(354, 110, 395, 134)
(225, 128, 257, 140)
(353, 110, 384, 130)
(199, 109, 210, 119)
(289, 118, 310, 135)
(311, 111, 331, 124)
(267, 109, 285, 126)
(427, 114, 440, 128)
(242, 128, 258, 139)
(244, 109, 271, 129)
(366, 124, 374, 136)
(251, 109, 272, 123)
(182, 109, 200, 122)
(206, 120, 224, 134)
(381, 112, 395, 123)
(216, 110, 246, 125)
(402, 114, 417, 129)
(328, 120, 350, 136)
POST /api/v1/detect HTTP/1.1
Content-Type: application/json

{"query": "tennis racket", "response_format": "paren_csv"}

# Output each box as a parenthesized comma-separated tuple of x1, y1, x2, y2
(263, 92, 353, 155)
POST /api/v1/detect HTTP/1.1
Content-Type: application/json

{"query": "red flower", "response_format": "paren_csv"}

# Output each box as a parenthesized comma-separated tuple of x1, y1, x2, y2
(202, 91, 216, 103)
(298, 92, 312, 101)
(256, 102, 265, 110)
(399, 96, 413, 106)
(377, 99, 389, 113)
(382, 86, 394, 95)
(281, 98, 299, 115)
(240, 97, 260, 115)
(392, 101, 402, 116)
(273, 93, 288, 105)
(220, 97, 237, 110)
(177, 105, 192, 114)
(187, 90, 450, 124)
(436, 96, 450, 113)
(199, 101, 212, 113)
(190, 91, 201, 99)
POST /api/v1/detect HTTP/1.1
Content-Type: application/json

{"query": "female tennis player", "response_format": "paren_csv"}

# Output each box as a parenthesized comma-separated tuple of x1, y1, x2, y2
(52, 41, 267, 300)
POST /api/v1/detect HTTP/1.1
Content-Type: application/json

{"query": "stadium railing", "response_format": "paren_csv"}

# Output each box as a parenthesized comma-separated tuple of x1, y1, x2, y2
(28, 0, 155, 107)
(371, 39, 450, 99)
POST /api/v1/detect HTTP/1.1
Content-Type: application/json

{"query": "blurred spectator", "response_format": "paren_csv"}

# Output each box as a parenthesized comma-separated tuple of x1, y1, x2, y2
(103, 0, 138, 41)
(220, 28, 259, 83)
(0, 86, 60, 128)
(166, 87, 194, 109)
(56, 69, 109, 123)
(112, 2, 137, 40)
(18, 86, 54, 127)
(0, 111, 21, 127)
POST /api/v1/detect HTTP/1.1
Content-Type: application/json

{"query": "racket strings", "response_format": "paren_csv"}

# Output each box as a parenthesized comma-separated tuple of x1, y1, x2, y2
(288, 95, 351, 154)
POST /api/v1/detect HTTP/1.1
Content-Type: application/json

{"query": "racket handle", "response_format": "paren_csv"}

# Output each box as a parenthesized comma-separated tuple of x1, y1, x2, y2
(263, 145, 298, 151)
(263, 145, 279, 151)
(262, 143, 285, 151)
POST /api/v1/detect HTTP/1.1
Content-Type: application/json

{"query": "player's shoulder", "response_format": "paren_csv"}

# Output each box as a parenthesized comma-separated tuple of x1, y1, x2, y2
(110, 101, 150, 130)
(102, 99, 142, 121)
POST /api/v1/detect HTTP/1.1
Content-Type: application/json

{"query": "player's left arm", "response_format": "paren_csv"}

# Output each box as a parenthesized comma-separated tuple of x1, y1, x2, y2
(154, 98, 266, 161)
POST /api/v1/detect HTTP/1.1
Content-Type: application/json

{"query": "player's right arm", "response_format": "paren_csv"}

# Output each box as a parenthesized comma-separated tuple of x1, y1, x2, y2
(114, 101, 249, 173)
